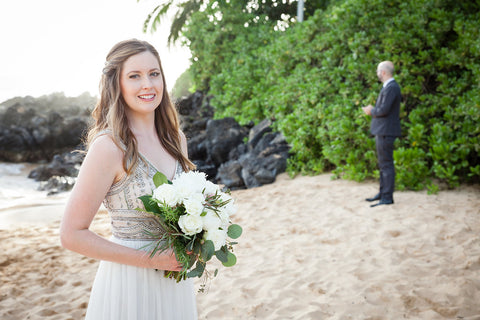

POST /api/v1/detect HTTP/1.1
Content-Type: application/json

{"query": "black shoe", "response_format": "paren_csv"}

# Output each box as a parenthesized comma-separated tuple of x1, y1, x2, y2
(366, 193, 381, 202)
(370, 199, 394, 207)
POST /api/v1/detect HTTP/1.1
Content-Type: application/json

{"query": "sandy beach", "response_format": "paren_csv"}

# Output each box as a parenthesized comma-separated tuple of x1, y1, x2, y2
(1, 172, 479, 320)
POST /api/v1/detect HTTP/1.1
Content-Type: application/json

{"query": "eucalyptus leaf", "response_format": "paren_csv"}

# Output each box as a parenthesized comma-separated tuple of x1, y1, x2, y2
(192, 239, 202, 255)
(187, 253, 198, 269)
(215, 249, 229, 263)
(222, 252, 237, 267)
(200, 240, 215, 261)
(186, 236, 196, 252)
(187, 261, 205, 278)
(227, 224, 243, 239)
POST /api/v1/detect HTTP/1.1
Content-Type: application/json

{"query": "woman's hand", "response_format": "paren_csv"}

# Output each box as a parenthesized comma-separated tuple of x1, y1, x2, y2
(148, 249, 183, 272)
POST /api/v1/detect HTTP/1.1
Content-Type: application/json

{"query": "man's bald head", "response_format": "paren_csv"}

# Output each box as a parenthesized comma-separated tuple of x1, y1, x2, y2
(376, 61, 394, 83)
(378, 61, 394, 75)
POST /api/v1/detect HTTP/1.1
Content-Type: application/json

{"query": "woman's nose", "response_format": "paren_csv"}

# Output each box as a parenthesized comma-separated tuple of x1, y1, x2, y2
(142, 76, 153, 89)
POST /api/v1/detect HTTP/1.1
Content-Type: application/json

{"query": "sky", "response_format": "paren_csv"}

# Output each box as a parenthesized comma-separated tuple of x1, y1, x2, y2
(0, 0, 191, 103)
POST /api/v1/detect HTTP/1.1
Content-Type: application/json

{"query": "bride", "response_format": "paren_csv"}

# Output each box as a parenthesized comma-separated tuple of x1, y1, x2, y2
(60, 39, 198, 319)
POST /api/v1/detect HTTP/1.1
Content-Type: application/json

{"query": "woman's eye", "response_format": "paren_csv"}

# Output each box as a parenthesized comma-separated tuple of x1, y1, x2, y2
(129, 74, 140, 79)
(150, 72, 160, 77)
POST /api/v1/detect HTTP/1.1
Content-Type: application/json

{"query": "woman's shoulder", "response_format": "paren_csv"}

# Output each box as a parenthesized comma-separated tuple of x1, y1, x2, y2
(88, 133, 124, 161)
(179, 129, 187, 142)
(80, 131, 126, 186)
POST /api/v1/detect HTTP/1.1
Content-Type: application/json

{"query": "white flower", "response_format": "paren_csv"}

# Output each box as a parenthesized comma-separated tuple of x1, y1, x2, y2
(174, 183, 197, 203)
(152, 183, 178, 207)
(217, 192, 237, 216)
(174, 171, 207, 194)
(204, 229, 227, 251)
(183, 193, 205, 216)
(222, 201, 237, 216)
(217, 210, 230, 229)
(178, 214, 203, 236)
(202, 209, 221, 231)
(204, 180, 220, 196)
(219, 192, 233, 203)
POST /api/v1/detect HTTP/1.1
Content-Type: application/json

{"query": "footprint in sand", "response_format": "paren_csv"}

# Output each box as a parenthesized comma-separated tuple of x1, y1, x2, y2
(37, 308, 58, 317)
(307, 282, 326, 295)
(72, 281, 83, 287)
(53, 279, 65, 287)
(387, 230, 401, 237)
(0, 257, 11, 267)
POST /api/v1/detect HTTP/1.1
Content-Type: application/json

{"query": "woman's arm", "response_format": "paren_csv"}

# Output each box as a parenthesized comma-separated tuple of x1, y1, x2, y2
(60, 135, 182, 271)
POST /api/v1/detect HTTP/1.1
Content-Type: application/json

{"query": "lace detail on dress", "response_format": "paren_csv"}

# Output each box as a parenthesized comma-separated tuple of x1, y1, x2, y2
(104, 156, 183, 240)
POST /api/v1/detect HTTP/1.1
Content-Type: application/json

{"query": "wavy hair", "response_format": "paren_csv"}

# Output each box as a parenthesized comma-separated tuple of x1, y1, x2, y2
(85, 39, 195, 174)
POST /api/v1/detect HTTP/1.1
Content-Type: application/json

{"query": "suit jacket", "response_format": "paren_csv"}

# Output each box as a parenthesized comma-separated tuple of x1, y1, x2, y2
(370, 80, 402, 137)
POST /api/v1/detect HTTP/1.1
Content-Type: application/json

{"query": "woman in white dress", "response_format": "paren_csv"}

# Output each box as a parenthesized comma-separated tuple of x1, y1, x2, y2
(60, 39, 198, 319)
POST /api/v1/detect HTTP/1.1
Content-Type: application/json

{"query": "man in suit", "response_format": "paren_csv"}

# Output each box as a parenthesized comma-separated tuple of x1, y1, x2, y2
(362, 61, 401, 207)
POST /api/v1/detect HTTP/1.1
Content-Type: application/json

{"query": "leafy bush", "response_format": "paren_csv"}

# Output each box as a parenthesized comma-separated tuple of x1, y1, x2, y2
(394, 147, 429, 191)
(171, 69, 194, 99)
(183, 0, 480, 189)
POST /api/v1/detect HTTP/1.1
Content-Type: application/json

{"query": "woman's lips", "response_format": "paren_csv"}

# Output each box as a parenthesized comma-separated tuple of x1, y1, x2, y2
(138, 94, 156, 101)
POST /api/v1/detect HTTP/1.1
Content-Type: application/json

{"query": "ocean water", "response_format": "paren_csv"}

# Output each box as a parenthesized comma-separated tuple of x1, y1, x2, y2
(0, 162, 50, 211)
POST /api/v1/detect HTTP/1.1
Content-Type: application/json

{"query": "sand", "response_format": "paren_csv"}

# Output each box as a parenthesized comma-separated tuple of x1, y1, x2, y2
(1, 173, 479, 320)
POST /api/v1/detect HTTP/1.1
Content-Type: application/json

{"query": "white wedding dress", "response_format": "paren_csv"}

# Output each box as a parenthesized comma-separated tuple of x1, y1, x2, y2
(85, 155, 197, 320)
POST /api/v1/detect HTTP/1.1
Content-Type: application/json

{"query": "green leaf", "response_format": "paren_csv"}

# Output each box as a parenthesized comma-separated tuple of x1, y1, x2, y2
(187, 252, 197, 269)
(192, 238, 202, 255)
(200, 240, 215, 261)
(153, 171, 169, 188)
(186, 236, 196, 252)
(222, 252, 237, 267)
(138, 195, 160, 214)
(227, 224, 243, 239)
(187, 261, 205, 278)
(215, 248, 229, 263)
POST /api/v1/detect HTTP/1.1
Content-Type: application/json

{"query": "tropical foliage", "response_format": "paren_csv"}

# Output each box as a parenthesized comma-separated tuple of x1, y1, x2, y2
(154, 0, 480, 190)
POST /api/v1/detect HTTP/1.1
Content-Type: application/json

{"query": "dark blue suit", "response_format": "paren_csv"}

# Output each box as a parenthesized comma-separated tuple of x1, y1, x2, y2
(370, 79, 401, 201)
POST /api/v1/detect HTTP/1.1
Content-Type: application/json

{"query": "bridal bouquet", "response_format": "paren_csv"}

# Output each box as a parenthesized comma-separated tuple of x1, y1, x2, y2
(137, 170, 242, 287)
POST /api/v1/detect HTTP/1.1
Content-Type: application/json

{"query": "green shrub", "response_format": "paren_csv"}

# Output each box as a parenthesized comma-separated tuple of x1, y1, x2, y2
(171, 69, 193, 100)
(394, 147, 429, 191)
(183, 0, 480, 189)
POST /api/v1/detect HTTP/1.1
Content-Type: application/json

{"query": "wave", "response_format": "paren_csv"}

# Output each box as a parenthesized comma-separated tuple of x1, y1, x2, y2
(0, 162, 47, 211)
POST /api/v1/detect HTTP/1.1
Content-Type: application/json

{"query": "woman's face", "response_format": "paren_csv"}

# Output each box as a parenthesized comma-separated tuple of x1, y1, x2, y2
(120, 50, 164, 115)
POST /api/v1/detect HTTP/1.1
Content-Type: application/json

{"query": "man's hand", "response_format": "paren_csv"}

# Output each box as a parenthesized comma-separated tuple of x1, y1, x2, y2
(362, 105, 373, 116)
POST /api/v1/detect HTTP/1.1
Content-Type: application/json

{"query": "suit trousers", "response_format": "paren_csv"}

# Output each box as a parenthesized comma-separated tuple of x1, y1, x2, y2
(375, 135, 396, 201)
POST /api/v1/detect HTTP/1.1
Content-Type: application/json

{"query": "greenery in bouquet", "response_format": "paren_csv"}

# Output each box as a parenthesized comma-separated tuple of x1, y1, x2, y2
(137, 170, 242, 289)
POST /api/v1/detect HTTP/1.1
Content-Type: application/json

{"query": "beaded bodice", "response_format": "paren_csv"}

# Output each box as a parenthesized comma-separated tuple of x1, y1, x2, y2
(103, 156, 183, 240)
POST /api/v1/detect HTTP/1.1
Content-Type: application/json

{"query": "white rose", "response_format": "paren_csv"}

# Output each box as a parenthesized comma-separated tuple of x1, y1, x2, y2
(218, 193, 236, 216)
(204, 229, 227, 251)
(174, 171, 207, 194)
(217, 210, 230, 229)
(178, 214, 203, 236)
(174, 183, 197, 203)
(219, 191, 231, 200)
(204, 180, 220, 196)
(202, 210, 221, 231)
(152, 184, 178, 207)
(222, 201, 237, 216)
(183, 193, 205, 216)
(188, 171, 208, 188)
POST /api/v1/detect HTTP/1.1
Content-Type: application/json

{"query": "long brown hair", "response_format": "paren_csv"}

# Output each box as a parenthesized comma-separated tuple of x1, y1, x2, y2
(86, 39, 195, 174)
